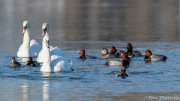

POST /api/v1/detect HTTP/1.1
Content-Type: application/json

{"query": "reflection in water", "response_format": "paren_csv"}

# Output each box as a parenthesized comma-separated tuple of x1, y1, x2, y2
(41, 72, 51, 77)
(42, 81, 49, 101)
(21, 82, 29, 101)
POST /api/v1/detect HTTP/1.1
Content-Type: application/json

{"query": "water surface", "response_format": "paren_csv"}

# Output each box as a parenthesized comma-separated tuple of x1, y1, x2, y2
(0, 0, 180, 101)
(0, 41, 180, 101)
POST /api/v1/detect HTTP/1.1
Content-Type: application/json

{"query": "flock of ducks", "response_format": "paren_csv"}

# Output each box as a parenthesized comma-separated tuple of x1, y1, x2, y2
(9, 21, 167, 78)
(78, 41, 167, 79)
(79, 43, 167, 78)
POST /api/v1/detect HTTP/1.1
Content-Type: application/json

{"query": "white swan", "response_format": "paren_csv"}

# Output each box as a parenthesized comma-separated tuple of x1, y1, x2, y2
(37, 23, 66, 63)
(17, 21, 41, 61)
(37, 23, 50, 63)
(40, 35, 72, 72)
(39, 23, 72, 72)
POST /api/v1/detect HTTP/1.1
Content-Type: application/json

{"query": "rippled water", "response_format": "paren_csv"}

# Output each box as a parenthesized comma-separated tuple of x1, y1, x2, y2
(0, 41, 180, 101)
(0, 0, 180, 100)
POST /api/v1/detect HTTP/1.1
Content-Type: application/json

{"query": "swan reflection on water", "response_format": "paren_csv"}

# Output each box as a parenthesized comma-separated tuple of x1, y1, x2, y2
(43, 80, 50, 101)
(41, 73, 50, 101)
(41, 72, 51, 77)
(21, 82, 29, 101)
(20, 79, 50, 101)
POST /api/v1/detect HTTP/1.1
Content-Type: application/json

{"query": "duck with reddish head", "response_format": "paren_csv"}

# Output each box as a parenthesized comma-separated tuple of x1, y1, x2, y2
(127, 43, 142, 57)
(79, 48, 97, 60)
(105, 52, 130, 66)
(79, 49, 86, 60)
(144, 49, 167, 62)
(121, 52, 130, 68)
(116, 53, 129, 79)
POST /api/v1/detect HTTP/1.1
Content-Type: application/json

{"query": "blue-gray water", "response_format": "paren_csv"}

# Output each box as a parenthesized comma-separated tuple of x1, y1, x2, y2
(0, 42, 180, 101)
(0, 0, 180, 101)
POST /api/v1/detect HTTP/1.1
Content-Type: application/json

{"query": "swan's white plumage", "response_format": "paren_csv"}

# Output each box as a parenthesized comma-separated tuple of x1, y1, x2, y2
(17, 43, 29, 58)
(30, 39, 41, 57)
(17, 40, 41, 57)
(40, 40, 51, 72)
(40, 44, 72, 73)
(38, 46, 65, 63)
(23, 21, 29, 28)
(40, 23, 72, 72)
(17, 21, 41, 59)
(50, 46, 65, 57)
(37, 23, 65, 62)
(51, 55, 72, 72)
(37, 50, 44, 63)
(37, 33, 49, 63)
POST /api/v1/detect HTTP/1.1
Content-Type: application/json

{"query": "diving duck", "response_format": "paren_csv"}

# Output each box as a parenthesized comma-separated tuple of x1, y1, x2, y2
(9, 57, 21, 68)
(144, 49, 167, 62)
(26, 57, 40, 67)
(127, 43, 142, 57)
(105, 52, 130, 66)
(109, 46, 120, 58)
(116, 68, 128, 79)
(79, 48, 97, 60)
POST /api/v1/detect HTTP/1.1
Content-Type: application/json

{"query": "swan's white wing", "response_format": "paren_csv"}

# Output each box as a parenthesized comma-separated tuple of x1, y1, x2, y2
(38, 46, 66, 63)
(17, 43, 23, 57)
(51, 55, 72, 72)
(51, 55, 63, 72)
(17, 43, 30, 58)
(50, 46, 65, 57)
(30, 39, 41, 57)
(37, 49, 43, 63)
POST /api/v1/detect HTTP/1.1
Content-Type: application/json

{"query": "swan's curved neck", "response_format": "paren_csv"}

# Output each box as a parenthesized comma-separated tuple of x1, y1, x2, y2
(42, 33, 49, 49)
(41, 40, 51, 72)
(22, 29, 30, 58)
(23, 29, 30, 47)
